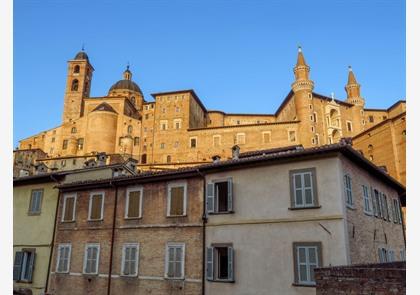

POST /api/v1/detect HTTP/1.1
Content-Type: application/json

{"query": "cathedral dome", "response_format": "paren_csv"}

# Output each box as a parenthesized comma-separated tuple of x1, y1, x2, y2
(108, 66, 143, 95)
(74, 51, 89, 61)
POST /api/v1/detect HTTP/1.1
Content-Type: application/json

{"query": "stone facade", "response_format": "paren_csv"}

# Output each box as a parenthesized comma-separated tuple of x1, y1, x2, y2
(48, 176, 204, 295)
(17, 49, 406, 183)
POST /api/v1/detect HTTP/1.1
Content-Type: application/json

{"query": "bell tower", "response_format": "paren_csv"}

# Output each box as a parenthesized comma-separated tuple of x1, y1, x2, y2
(345, 66, 365, 134)
(292, 46, 315, 147)
(62, 49, 94, 123)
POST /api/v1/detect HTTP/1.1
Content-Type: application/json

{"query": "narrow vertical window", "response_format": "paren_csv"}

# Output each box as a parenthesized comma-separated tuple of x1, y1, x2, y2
(121, 244, 139, 276)
(62, 139, 68, 150)
(62, 194, 76, 222)
(262, 131, 271, 144)
(71, 79, 79, 91)
(56, 244, 72, 273)
(88, 192, 104, 221)
(125, 187, 142, 219)
(165, 243, 185, 279)
(83, 244, 100, 274)
(28, 189, 43, 214)
(344, 174, 353, 207)
(362, 185, 372, 215)
(167, 183, 187, 216)
(190, 137, 197, 148)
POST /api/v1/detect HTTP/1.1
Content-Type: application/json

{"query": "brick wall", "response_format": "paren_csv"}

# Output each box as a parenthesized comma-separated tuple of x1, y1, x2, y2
(315, 262, 405, 294)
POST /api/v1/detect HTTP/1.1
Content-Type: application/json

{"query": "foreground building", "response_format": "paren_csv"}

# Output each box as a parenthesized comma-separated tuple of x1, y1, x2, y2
(45, 142, 405, 295)
(16, 47, 405, 184)
(13, 156, 137, 295)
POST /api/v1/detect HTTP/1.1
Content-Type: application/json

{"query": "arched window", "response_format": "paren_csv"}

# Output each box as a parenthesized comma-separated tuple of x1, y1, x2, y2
(71, 127, 77, 133)
(127, 125, 133, 134)
(74, 65, 80, 73)
(71, 79, 79, 91)
(167, 155, 171, 163)
(141, 154, 147, 164)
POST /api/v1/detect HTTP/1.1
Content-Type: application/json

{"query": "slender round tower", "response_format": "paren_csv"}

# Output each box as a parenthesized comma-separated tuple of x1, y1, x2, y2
(345, 66, 365, 134)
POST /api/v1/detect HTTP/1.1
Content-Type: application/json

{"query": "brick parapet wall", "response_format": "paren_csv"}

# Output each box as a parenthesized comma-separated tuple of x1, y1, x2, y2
(315, 262, 405, 295)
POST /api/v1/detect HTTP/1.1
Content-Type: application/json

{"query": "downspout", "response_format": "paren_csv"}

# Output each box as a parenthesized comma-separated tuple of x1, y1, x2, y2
(196, 169, 207, 295)
(107, 181, 118, 295)
(45, 174, 60, 294)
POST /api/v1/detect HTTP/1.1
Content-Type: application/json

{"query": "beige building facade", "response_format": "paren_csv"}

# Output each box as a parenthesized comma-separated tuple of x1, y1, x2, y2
(16, 48, 405, 183)
(201, 143, 405, 295)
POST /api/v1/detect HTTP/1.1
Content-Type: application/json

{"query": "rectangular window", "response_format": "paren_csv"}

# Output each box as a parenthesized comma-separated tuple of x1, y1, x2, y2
(289, 168, 318, 208)
(206, 245, 234, 282)
(288, 130, 296, 142)
(213, 135, 221, 147)
(388, 250, 395, 262)
(206, 179, 233, 214)
(369, 115, 374, 123)
(62, 139, 68, 149)
(167, 183, 187, 216)
(362, 185, 372, 215)
(293, 242, 321, 285)
(160, 143, 165, 149)
(160, 120, 168, 130)
(83, 244, 100, 274)
(374, 189, 383, 218)
(88, 192, 104, 221)
(174, 119, 182, 130)
(344, 174, 353, 207)
(262, 131, 271, 144)
(235, 133, 246, 145)
(378, 247, 387, 263)
(346, 121, 353, 132)
(313, 112, 317, 123)
(56, 244, 71, 273)
(190, 137, 197, 148)
(62, 194, 76, 222)
(134, 137, 140, 146)
(165, 243, 185, 279)
(393, 199, 402, 224)
(381, 193, 390, 221)
(125, 187, 143, 219)
(13, 249, 36, 282)
(77, 138, 84, 150)
(121, 243, 139, 276)
(29, 189, 43, 214)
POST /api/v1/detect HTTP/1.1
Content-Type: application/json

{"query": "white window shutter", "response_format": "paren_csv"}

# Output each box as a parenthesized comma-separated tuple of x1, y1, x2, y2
(227, 178, 233, 212)
(206, 247, 213, 280)
(13, 251, 23, 281)
(206, 183, 214, 213)
(228, 247, 234, 281)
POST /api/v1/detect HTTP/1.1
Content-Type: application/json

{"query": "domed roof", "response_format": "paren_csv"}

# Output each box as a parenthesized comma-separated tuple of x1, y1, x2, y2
(74, 51, 89, 61)
(109, 79, 142, 93)
(108, 66, 142, 94)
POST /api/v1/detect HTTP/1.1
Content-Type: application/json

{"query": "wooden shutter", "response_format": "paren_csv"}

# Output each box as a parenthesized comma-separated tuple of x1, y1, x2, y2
(13, 251, 23, 281)
(371, 187, 377, 216)
(128, 191, 140, 218)
(90, 194, 102, 220)
(64, 197, 74, 221)
(123, 247, 130, 275)
(206, 183, 214, 213)
(227, 178, 233, 212)
(206, 247, 213, 280)
(228, 247, 234, 281)
(170, 187, 184, 216)
(27, 252, 35, 282)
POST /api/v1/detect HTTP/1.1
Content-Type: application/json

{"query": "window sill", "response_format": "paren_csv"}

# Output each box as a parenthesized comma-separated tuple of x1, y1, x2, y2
(87, 219, 104, 222)
(82, 273, 98, 276)
(207, 279, 235, 283)
(167, 214, 187, 218)
(164, 277, 185, 280)
(208, 211, 234, 215)
(120, 274, 138, 278)
(346, 204, 356, 210)
(363, 211, 373, 216)
(61, 220, 76, 223)
(124, 216, 142, 220)
(289, 206, 321, 210)
(292, 283, 316, 288)
(27, 212, 41, 216)
(14, 280, 33, 284)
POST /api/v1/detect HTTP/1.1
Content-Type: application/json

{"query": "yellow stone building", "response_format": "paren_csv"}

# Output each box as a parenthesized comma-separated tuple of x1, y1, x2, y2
(17, 47, 406, 183)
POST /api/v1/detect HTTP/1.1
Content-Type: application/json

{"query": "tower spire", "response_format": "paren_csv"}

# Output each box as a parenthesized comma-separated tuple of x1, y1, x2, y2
(345, 66, 364, 106)
(296, 46, 308, 67)
(123, 63, 132, 80)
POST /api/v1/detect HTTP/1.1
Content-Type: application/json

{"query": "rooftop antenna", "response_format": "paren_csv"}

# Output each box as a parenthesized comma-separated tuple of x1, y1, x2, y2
(81, 43, 85, 51)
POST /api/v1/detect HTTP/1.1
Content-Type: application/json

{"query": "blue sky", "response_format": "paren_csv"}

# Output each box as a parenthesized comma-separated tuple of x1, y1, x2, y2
(13, 0, 405, 147)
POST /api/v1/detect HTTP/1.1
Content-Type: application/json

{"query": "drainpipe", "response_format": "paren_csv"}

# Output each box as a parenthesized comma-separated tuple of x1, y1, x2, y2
(196, 169, 207, 295)
(45, 174, 60, 294)
(107, 181, 118, 295)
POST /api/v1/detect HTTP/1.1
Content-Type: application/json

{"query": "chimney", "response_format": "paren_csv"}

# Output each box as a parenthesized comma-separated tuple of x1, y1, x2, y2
(34, 163, 48, 175)
(232, 145, 240, 160)
(84, 159, 97, 168)
(125, 158, 139, 173)
(339, 137, 353, 146)
(212, 155, 221, 163)
(96, 152, 107, 166)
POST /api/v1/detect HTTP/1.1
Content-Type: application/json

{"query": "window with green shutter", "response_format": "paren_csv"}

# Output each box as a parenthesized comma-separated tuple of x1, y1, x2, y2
(28, 189, 43, 215)
(289, 168, 318, 209)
